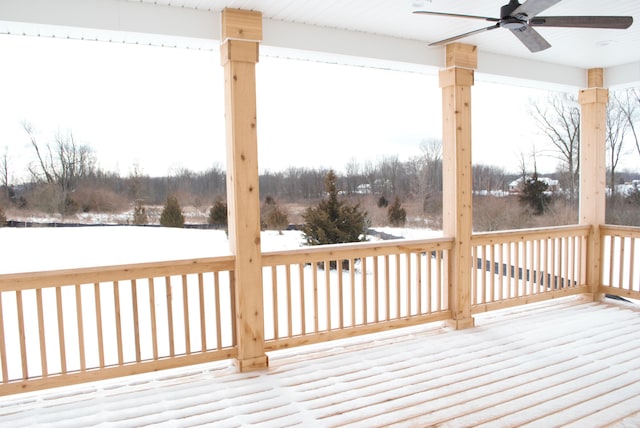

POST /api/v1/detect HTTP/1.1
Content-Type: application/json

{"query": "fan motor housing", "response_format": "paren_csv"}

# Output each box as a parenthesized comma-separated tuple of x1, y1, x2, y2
(501, 17, 527, 30)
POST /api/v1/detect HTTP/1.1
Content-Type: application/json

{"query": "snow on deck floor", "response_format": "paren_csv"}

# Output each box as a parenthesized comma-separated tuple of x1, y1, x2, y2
(0, 295, 639, 427)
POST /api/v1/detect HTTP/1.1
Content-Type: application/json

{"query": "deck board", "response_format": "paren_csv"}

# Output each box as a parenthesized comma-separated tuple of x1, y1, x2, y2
(0, 295, 639, 427)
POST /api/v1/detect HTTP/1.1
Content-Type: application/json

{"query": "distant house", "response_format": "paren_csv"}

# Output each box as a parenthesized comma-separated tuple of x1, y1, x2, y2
(509, 176, 560, 194)
(614, 179, 640, 196)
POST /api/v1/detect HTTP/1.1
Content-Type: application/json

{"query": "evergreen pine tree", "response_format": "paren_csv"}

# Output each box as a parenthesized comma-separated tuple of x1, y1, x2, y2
(160, 194, 184, 228)
(387, 196, 407, 226)
(519, 174, 550, 215)
(208, 197, 228, 228)
(302, 170, 368, 246)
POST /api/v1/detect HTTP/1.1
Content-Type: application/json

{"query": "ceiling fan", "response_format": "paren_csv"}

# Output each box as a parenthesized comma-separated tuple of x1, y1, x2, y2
(414, 0, 633, 52)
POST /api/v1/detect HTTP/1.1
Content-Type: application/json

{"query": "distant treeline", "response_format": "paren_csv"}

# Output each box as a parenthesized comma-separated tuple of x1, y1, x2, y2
(1, 155, 639, 218)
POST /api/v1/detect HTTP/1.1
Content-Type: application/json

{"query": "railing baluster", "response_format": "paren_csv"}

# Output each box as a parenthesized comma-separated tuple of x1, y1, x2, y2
(405, 253, 411, 317)
(608, 235, 617, 287)
(0, 293, 7, 382)
(182, 275, 191, 354)
(395, 253, 401, 318)
(94, 283, 105, 368)
(425, 251, 432, 313)
(497, 243, 503, 301)
(436, 249, 442, 311)
(351, 259, 356, 326)
(618, 237, 626, 290)
(513, 241, 520, 298)
(131, 280, 141, 362)
(325, 260, 331, 330)
(337, 260, 344, 329)
(16, 290, 27, 379)
(214, 272, 222, 350)
(507, 242, 513, 299)
(569, 236, 576, 288)
(298, 264, 306, 334)
(36, 288, 47, 378)
(149, 278, 158, 360)
(490, 244, 496, 302)
(480, 245, 491, 303)
(537, 239, 543, 292)
(527, 240, 533, 295)
(416, 253, 422, 315)
(286, 265, 292, 338)
(384, 255, 390, 320)
(562, 237, 569, 288)
(362, 256, 368, 324)
(313, 262, 319, 333)
(374, 256, 380, 322)
(229, 271, 237, 347)
(56, 286, 67, 374)
(165, 276, 175, 357)
(113, 281, 123, 365)
(628, 238, 636, 292)
(75, 285, 86, 371)
(198, 273, 206, 352)
(271, 266, 278, 339)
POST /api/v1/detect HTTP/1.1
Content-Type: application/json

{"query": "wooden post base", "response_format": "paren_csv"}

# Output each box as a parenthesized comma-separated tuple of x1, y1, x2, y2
(235, 355, 269, 372)
(446, 317, 475, 330)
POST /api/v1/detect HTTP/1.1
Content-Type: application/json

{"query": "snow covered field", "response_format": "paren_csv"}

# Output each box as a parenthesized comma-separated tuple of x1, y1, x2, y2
(0, 225, 441, 275)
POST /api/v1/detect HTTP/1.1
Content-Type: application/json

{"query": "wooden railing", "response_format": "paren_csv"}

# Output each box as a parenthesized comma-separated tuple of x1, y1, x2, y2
(0, 257, 237, 396)
(261, 238, 453, 351)
(470, 225, 590, 313)
(600, 225, 640, 301)
(4, 224, 636, 396)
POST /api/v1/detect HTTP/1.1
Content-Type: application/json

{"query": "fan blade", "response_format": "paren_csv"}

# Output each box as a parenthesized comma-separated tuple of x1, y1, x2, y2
(510, 25, 551, 52)
(429, 24, 500, 46)
(413, 11, 499, 22)
(530, 16, 633, 29)
(513, 0, 562, 18)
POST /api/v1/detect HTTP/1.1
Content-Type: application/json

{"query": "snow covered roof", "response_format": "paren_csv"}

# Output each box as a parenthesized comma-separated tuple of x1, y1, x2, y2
(1, 295, 638, 426)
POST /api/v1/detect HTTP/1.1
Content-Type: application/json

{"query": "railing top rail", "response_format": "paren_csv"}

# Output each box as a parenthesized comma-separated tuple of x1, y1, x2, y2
(0, 255, 236, 291)
(472, 224, 591, 244)
(262, 236, 454, 266)
(600, 224, 640, 237)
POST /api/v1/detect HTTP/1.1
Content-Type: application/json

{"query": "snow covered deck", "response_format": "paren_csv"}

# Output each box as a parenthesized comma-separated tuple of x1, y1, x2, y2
(1, 295, 638, 427)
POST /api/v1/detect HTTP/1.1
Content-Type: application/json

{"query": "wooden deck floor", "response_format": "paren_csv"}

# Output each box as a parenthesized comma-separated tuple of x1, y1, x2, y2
(1, 295, 639, 427)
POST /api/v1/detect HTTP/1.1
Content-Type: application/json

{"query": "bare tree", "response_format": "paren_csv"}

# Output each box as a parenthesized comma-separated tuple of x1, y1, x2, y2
(378, 155, 402, 195)
(617, 88, 640, 160)
(419, 138, 442, 190)
(514, 144, 543, 192)
(607, 92, 631, 193)
(344, 158, 361, 195)
(22, 122, 96, 215)
(529, 93, 580, 202)
(1, 146, 8, 198)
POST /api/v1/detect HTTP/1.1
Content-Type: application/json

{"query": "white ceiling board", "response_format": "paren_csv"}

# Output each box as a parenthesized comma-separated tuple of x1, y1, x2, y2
(1, 0, 638, 88)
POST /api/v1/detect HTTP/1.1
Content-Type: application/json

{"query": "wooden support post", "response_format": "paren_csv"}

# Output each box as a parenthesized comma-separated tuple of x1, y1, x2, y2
(578, 68, 608, 299)
(220, 8, 268, 371)
(440, 43, 476, 329)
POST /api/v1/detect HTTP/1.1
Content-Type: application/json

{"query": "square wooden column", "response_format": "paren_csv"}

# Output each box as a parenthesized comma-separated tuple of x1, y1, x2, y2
(578, 68, 608, 298)
(439, 43, 476, 329)
(220, 8, 268, 371)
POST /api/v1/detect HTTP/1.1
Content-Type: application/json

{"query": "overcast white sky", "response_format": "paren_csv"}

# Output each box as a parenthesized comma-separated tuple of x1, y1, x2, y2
(1, 33, 566, 181)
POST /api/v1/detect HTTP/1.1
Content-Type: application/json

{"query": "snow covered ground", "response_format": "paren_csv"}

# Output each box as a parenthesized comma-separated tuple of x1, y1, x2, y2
(0, 225, 442, 274)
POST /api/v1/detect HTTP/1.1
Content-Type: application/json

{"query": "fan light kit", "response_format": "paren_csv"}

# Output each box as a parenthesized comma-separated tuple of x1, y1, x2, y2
(414, 0, 633, 52)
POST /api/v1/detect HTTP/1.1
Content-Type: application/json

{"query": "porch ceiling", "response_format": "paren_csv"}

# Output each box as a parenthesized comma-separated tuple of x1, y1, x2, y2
(0, 0, 639, 90)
